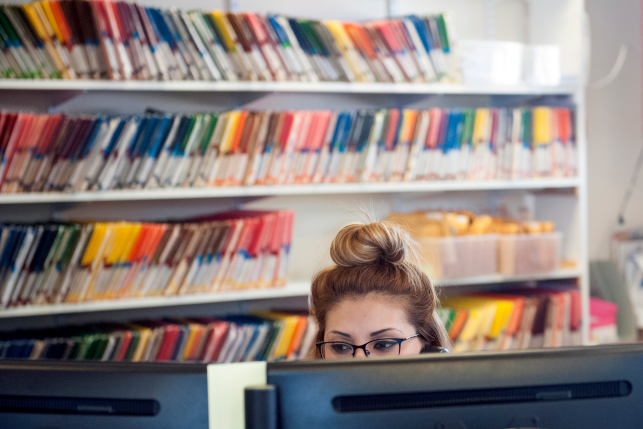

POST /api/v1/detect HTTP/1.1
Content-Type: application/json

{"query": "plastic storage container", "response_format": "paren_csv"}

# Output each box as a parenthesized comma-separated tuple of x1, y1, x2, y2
(417, 234, 498, 280)
(498, 232, 561, 275)
(459, 40, 524, 86)
(523, 44, 561, 86)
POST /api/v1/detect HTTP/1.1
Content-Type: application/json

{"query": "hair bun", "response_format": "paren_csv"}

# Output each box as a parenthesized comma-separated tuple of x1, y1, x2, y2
(330, 221, 413, 268)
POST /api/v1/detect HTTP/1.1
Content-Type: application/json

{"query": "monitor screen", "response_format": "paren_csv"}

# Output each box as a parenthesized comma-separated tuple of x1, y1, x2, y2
(266, 344, 643, 429)
(0, 360, 209, 429)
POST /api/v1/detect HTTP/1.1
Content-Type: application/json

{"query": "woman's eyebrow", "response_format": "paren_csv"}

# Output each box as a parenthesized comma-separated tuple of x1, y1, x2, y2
(329, 330, 352, 339)
(370, 328, 403, 337)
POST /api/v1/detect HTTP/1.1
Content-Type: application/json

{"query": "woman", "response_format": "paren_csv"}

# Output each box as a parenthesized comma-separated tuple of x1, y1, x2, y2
(310, 218, 451, 359)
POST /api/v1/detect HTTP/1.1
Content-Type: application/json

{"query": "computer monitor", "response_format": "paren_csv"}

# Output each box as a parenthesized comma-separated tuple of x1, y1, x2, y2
(264, 344, 643, 429)
(0, 360, 209, 429)
(3, 345, 643, 429)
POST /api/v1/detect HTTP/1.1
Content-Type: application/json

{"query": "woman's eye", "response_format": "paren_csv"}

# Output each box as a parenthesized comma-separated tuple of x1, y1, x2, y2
(330, 343, 352, 354)
(373, 340, 398, 350)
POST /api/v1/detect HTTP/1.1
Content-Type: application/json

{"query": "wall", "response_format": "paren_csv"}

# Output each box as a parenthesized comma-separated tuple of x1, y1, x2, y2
(586, 0, 643, 260)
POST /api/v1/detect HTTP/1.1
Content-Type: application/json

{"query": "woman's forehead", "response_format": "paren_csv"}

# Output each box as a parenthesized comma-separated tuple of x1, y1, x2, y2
(325, 295, 413, 335)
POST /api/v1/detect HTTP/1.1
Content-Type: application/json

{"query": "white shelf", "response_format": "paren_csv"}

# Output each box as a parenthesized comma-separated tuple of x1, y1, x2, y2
(0, 281, 313, 319)
(0, 178, 580, 204)
(0, 80, 576, 95)
(435, 269, 583, 287)
(0, 270, 582, 319)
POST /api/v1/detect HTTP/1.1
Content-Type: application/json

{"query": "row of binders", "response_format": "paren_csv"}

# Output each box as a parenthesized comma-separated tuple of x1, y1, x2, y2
(0, 285, 582, 362)
(0, 312, 317, 362)
(0, 210, 295, 309)
(0, 1, 457, 82)
(441, 286, 582, 353)
(0, 106, 577, 194)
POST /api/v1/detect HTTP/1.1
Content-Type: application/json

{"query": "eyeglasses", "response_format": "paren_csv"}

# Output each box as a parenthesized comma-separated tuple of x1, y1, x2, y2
(316, 334, 421, 359)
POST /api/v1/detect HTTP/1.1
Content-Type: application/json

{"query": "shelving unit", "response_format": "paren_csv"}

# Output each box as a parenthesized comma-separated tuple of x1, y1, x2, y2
(0, 0, 589, 346)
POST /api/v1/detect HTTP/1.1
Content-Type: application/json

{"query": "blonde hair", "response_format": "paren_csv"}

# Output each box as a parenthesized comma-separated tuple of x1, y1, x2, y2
(310, 219, 451, 358)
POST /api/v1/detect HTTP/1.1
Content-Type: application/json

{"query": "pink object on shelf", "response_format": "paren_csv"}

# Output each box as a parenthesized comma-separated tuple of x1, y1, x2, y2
(590, 297, 618, 329)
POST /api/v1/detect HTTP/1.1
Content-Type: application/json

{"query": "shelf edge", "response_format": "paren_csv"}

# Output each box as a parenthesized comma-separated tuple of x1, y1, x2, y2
(0, 178, 581, 204)
(0, 270, 583, 319)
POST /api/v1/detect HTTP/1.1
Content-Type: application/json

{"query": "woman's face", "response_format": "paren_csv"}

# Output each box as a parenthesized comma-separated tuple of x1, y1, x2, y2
(323, 294, 422, 358)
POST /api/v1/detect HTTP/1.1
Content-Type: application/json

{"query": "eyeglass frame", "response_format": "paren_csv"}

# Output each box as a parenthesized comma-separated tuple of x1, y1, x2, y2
(316, 333, 422, 359)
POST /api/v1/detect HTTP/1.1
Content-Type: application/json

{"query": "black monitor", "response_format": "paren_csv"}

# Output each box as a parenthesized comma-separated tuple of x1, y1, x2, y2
(0, 360, 209, 429)
(2, 345, 643, 429)
(263, 344, 643, 429)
